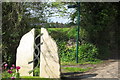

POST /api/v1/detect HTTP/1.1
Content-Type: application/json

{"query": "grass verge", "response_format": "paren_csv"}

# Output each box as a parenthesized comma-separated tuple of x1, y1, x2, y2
(62, 67, 92, 73)
(61, 60, 103, 66)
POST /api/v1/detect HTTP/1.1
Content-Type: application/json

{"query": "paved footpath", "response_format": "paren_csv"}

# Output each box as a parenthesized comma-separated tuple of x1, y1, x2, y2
(87, 61, 119, 78)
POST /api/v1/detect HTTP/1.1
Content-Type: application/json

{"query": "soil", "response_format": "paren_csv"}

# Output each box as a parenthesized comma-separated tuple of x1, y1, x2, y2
(61, 59, 119, 79)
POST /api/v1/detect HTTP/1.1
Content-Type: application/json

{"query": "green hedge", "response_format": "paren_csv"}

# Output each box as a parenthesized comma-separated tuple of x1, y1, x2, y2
(47, 28, 99, 62)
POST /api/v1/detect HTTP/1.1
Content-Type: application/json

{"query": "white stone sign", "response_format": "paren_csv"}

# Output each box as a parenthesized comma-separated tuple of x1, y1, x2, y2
(40, 28, 61, 78)
(16, 28, 35, 76)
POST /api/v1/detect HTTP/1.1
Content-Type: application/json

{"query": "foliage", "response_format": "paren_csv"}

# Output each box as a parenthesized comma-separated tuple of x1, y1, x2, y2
(33, 67, 40, 76)
(48, 28, 70, 41)
(2, 2, 119, 66)
(2, 2, 31, 65)
(78, 43, 99, 62)
(2, 2, 24, 65)
(2, 2, 49, 65)
(77, 3, 119, 59)
(66, 27, 77, 39)
(48, 28, 99, 62)
(53, 2, 119, 59)
(59, 42, 99, 62)
(2, 64, 20, 79)
(58, 42, 75, 62)
(2, 69, 16, 79)
(48, 28, 75, 62)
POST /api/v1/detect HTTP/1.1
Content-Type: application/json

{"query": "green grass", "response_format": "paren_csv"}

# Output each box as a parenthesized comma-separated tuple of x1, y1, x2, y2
(62, 67, 92, 72)
(47, 28, 70, 32)
(2, 76, 60, 80)
(20, 76, 60, 80)
(2, 78, 56, 80)
(61, 60, 103, 66)
(61, 62, 79, 66)
(61, 60, 103, 73)
(47, 28, 77, 39)
(2, 76, 58, 80)
(20, 76, 40, 78)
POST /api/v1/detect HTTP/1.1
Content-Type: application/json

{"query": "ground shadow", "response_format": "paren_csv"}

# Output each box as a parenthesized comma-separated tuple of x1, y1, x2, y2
(61, 72, 98, 79)
(62, 72, 84, 75)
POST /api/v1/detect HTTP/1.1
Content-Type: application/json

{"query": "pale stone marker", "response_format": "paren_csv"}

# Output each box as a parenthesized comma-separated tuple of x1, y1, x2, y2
(16, 28, 35, 76)
(40, 28, 61, 78)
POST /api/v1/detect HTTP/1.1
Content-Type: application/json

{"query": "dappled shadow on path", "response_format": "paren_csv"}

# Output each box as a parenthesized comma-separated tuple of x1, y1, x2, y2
(61, 72, 97, 79)
(63, 72, 83, 75)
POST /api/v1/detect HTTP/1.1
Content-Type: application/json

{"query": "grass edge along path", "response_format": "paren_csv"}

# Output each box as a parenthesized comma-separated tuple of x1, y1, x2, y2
(62, 67, 92, 73)
(61, 60, 103, 66)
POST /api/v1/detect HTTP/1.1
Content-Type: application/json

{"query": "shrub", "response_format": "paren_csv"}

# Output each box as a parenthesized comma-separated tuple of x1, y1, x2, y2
(78, 43, 99, 62)
(59, 42, 99, 62)
(59, 46, 76, 62)
(47, 28, 99, 63)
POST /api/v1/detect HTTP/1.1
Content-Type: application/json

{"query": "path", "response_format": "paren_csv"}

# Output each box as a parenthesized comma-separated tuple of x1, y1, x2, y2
(62, 60, 119, 79)
(87, 61, 119, 78)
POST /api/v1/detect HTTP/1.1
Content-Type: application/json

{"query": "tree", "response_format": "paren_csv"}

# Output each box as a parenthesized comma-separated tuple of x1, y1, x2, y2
(2, 2, 49, 65)
(68, 2, 119, 59)
(52, 2, 120, 59)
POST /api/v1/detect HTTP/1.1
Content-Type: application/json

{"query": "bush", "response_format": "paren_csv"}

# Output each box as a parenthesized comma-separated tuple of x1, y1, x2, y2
(47, 28, 99, 63)
(59, 43, 76, 62)
(59, 42, 99, 62)
(78, 43, 99, 62)
(57, 42, 73, 62)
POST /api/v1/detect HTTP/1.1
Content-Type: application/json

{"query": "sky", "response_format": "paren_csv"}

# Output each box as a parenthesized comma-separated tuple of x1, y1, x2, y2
(48, 16, 70, 24)
(29, 3, 76, 24)
(47, 5, 76, 24)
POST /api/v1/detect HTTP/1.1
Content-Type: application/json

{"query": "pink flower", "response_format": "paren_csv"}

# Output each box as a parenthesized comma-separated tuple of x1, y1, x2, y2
(12, 64, 15, 67)
(16, 66, 21, 72)
(16, 66, 20, 70)
(11, 77, 15, 80)
(7, 70, 13, 74)
(10, 67, 13, 70)
(0, 67, 2, 70)
(4, 64, 8, 67)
